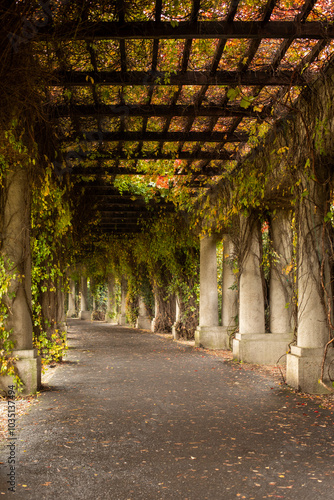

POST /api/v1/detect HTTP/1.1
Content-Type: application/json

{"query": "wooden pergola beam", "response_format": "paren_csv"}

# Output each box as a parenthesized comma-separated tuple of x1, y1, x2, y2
(66, 166, 226, 175)
(52, 69, 312, 87)
(63, 151, 232, 161)
(64, 131, 248, 142)
(52, 103, 270, 118)
(38, 21, 334, 41)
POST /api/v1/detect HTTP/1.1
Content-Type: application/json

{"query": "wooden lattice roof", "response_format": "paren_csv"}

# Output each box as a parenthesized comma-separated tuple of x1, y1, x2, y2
(26, 0, 334, 233)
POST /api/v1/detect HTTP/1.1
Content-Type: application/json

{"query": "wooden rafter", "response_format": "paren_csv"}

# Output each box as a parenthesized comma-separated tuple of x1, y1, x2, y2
(38, 21, 334, 41)
(52, 69, 314, 86)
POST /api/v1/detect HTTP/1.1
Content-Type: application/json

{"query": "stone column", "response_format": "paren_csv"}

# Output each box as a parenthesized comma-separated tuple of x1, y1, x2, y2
(263, 210, 295, 363)
(136, 296, 151, 330)
(221, 234, 238, 349)
(270, 210, 294, 334)
(195, 234, 226, 349)
(0, 165, 41, 394)
(172, 295, 181, 339)
(106, 275, 117, 323)
(118, 277, 128, 325)
(233, 214, 267, 362)
(287, 180, 333, 393)
(57, 275, 66, 331)
(90, 277, 96, 314)
(79, 276, 91, 320)
(151, 291, 159, 332)
(67, 279, 76, 318)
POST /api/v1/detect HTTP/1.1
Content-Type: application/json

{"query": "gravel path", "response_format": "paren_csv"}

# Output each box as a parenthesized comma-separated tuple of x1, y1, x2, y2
(1, 319, 333, 499)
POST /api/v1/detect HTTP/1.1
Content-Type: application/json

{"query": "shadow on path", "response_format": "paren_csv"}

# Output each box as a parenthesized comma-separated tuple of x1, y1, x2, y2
(1, 319, 333, 499)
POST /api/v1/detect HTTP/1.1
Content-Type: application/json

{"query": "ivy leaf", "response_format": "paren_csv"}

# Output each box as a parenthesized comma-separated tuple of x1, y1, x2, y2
(227, 88, 240, 101)
(240, 96, 255, 109)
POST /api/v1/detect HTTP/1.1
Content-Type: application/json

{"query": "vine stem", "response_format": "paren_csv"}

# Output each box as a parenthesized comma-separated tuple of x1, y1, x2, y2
(320, 220, 334, 389)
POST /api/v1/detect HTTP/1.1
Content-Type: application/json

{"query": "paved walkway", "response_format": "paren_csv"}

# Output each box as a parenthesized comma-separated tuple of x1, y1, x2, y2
(1, 320, 333, 499)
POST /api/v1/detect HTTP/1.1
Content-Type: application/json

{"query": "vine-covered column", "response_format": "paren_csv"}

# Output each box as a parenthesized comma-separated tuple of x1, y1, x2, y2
(57, 275, 66, 331)
(118, 276, 128, 325)
(172, 295, 181, 339)
(1, 165, 41, 394)
(106, 275, 117, 324)
(67, 278, 76, 318)
(268, 210, 295, 355)
(233, 214, 267, 362)
(287, 178, 333, 393)
(195, 234, 226, 349)
(151, 291, 159, 331)
(221, 234, 238, 349)
(151, 283, 175, 333)
(79, 275, 91, 320)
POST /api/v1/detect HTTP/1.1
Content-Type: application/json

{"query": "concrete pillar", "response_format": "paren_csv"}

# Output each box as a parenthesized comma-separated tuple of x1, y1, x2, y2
(136, 296, 151, 330)
(287, 181, 334, 393)
(221, 234, 238, 349)
(79, 276, 91, 320)
(151, 291, 159, 332)
(67, 279, 76, 318)
(239, 215, 265, 334)
(233, 215, 271, 363)
(270, 210, 294, 335)
(106, 275, 117, 323)
(0, 165, 41, 394)
(90, 277, 96, 313)
(57, 275, 66, 331)
(195, 234, 227, 349)
(199, 234, 219, 327)
(172, 295, 181, 339)
(118, 277, 128, 325)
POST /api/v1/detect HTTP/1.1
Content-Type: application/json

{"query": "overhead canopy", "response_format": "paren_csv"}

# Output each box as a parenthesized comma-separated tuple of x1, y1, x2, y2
(23, 0, 334, 233)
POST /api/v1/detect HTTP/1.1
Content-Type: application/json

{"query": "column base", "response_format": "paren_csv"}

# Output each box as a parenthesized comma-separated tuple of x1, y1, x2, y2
(151, 318, 156, 332)
(172, 323, 179, 340)
(105, 312, 117, 324)
(233, 332, 293, 365)
(136, 316, 151, 330)
(0, 349, 41, 396)
(195, 326, 231, 349)
(118, 314, 127, 326)
(79, 310, 92, 320)
(66, 308, 76, 318)
(286, 346, 334, 394)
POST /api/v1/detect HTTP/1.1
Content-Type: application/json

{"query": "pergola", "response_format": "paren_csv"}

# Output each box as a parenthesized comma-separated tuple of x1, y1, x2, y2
(22, 0, 334, 234)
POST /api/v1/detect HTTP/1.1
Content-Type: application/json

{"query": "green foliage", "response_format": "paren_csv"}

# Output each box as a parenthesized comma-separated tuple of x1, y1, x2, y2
(33, 329, 67, 369)
(0, 256, 23, 392)
(30, 169, 72, 365)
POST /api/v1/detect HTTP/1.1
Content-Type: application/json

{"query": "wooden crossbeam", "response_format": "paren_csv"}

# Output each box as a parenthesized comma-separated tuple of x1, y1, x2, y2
(66, 166, 225, 175)
(63, 151, 232, 161)
(52, 103, 269, 118)
(38, 21, 334, 40)
(52, 69, 311, 86)
(63, 131, 248, 142)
